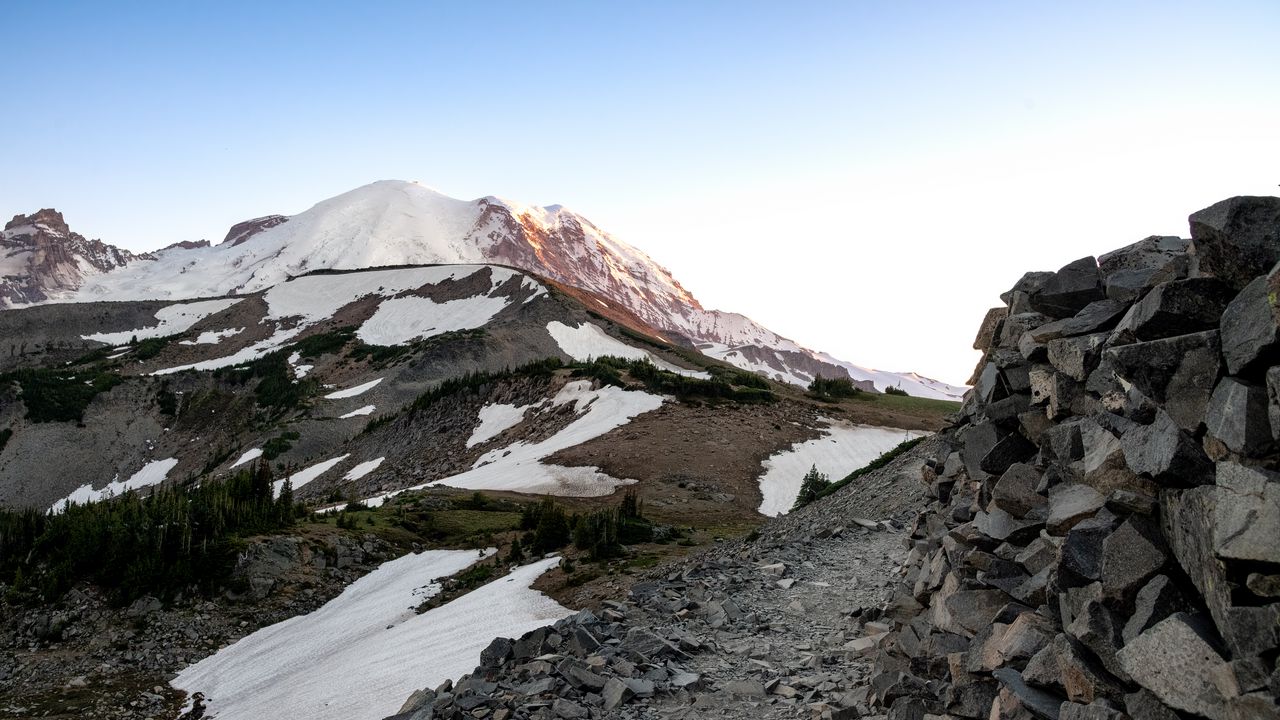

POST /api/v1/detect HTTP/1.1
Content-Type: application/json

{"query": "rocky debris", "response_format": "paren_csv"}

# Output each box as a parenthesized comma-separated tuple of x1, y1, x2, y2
(854, 197, 1280, 720)
(221, 214, 289, 246)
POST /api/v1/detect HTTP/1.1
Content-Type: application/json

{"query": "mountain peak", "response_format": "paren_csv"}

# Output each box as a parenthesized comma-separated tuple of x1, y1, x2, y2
(6, 208, 71, 236)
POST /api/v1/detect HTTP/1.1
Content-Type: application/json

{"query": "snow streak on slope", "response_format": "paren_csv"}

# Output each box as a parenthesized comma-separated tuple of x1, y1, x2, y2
(342, 457, 384, 482)
(50, 458, 180, 513)
(81, 298, 242, 345)
(273, 454, 350, 497)
(756, 422, 927, 517)
(546, 321, 710, 378)
(180, 327, 244, 345)
(324, 378, 382, 399)
(230, 448, 263, 469)
(338, 405, 376, 419)
(362, 381, 663, 506)
(172, 551, 570, 720)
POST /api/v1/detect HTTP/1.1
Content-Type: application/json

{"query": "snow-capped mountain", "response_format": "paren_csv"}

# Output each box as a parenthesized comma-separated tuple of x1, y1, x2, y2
(3, 181, 963, 398)
(1, 209, 150, 305)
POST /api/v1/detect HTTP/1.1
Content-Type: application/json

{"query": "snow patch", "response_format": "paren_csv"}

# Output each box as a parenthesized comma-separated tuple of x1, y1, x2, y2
(343, 457, 385, 482)
(230, 448, 263, 469)
(50, 458, 180, 513)
(546, 321, 709, 379)
(356, 294, 511, 346)
(466, 403, 531, 448)
(274, 454, 350, 497)
(361, 381, 662, 506)
(339, 405, 376, 419)
(171, 550, 569, 720)
(81, 298, 242, 345)
(287, 351, 313, 379)
(757, 422, 927, 517)
(180, 327, 244, 345)
(152, 327, 304, 375)
(324, 378, 382, 399)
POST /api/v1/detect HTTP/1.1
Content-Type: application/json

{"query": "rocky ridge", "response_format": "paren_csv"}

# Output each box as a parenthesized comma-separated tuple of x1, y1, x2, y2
(379, 196, 1280, 720)
(0, 210, 150, 306)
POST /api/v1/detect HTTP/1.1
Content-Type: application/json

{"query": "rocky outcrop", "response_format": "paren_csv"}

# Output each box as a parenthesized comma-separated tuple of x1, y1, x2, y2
(867, 196, 1280, 720)
(220, 214, 287, 246)
(1, 209, 150, 306)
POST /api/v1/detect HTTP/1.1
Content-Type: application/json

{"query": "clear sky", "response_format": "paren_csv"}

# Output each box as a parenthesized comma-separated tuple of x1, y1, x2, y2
(3, 2, 1278, 385)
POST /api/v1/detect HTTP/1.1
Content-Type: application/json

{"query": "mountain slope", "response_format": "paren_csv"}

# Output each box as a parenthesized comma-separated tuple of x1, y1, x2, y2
(1, 209, 150, 305)
(4, 181, 964, 398)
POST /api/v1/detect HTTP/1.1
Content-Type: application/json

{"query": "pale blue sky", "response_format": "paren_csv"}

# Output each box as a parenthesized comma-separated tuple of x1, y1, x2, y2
(3, 2, 1278, 384)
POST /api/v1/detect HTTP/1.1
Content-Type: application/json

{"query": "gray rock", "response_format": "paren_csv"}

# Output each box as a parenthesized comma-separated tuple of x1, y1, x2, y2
(1031, 257, 1106, 319)
(479, 636, 514, 668)
(1121, 409, 1213, 484)
(1212, 462, 1280, 564)
(992, 463, 1047, 518)
(1100, 517, 1167, 602)
(1104, 330, 1222, 431)
(993, 667, 1066, 719)
(723, 679, 766, 696)
(1246, 572, 1280, 598)
(1269, 365, 1280, 441)
(1124, 689, 1183, 720)
(1047, 483, 1105, 535)
(1066, 600, 1131, 682)
(1204, 377, 1273, 456)
(1058, 511, 1119, 586)
(1221, 274, 1280, 376)
(601, 677, 634, 710)
(1004, 272, 1057, 314)
(1188, 195, 1280, 291)
(1162, 486, 1236, 648)
(1116, 613, 1230, 720)
(1048, 333, 1108, 382)
(1033, 299, 1132, 343)
(1031, 367, 1077, 419)
(1098, 235, 1191, 303)
(1111, 278, 1235, 343)
(552, 698, 588, 719)
(1060, 700, 1128, 720)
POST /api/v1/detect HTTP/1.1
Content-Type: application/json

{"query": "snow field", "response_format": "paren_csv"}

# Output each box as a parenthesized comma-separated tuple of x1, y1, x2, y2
(355, 293, 511, 346)
(49, 458, 179, 513)
(81, 298, 242, 345)
(756, 422, 927, 517)
(546, 321, 710, 379)
(172, 550, 569, 720)
(343, 457, 384, 482)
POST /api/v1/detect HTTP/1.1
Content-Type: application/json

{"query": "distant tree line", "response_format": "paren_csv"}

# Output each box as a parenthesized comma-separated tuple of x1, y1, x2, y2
(0, 463, 302, 604)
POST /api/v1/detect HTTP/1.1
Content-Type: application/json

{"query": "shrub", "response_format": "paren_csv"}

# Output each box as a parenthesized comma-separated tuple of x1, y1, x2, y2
(262, 431, 301, 460)
(884, 385, 908, 396)
(808, 374, 861, 399)
(791, 465, 831, 510)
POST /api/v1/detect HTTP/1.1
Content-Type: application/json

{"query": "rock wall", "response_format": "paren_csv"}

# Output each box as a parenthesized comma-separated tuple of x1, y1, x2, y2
(873, 196, 1280, 720)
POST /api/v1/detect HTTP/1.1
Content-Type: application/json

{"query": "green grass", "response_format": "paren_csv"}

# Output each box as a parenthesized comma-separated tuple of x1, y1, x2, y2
(431, 509, 522, 536)
(852, 391, 961, 415)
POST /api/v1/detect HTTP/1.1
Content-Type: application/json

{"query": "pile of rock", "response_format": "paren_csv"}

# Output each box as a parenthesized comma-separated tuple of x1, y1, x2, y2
(870, 196, 1280, 720)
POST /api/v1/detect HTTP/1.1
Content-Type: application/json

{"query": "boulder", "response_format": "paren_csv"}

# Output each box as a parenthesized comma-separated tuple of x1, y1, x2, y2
(1122, 574, 1189, 643)
(1047, 333, 1108, 382)
(1110, 278, 1234, 343)
(1161, 487, 1235, 650)
(1030, 299, 1131, 343)
(1269, 365, 1280, 442)
(976, 307, 1010, 351)
(1003, 272, 1057, 314)
(993, 667, 1066, 719)
(1220, 274, 1280, 376)
(1188, 195, 1280, 291)
(1066, 600, 1130, 681)
(1031, 257, 1106, 319)
(1100, 517, 1167, 602)
(1030, 367, 1077, 419)
(1046, 484, 1105, 535)
(1212, 462, 1280, 564)
(1116, 613, 1230, 720)
(1097, 235, 1191, 303)
(1057, 511, 1119, 586)
(1204, 377, 1273, 457)
(1120, 409, 1213, 484)
(1104, 330, 1222, 431)
(992, 463, 1047, 518)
